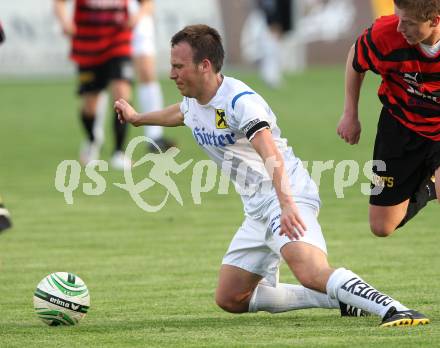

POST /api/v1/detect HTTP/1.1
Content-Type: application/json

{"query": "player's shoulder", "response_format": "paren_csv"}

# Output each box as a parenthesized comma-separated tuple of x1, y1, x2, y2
(221, 76, 264, 111)
(369, 15, 407, 54)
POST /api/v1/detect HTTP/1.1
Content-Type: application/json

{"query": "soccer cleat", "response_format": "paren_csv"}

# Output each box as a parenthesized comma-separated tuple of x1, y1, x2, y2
(110, 151, 132, 170)
(148, 137, 176, 153)
(339, 302, 370, 317)
(79, 140, 100, 166)
(0, 202, 12, 233)
(426, 176, 437, 201)
(380, 307, 430, 327)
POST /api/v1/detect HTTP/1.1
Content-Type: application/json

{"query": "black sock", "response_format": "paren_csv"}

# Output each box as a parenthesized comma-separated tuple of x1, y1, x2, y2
(113, 110, 127, 152)
(81, 111, 95, 142)
(397, 177, 436, 228)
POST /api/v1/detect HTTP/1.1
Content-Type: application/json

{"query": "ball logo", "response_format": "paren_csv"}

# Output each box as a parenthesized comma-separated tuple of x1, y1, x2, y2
(47, 294, 83, 311)
(49, 296, 69, 308)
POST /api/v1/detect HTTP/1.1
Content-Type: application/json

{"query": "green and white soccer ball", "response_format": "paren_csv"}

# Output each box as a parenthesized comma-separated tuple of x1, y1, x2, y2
(33, 272, 90, 326)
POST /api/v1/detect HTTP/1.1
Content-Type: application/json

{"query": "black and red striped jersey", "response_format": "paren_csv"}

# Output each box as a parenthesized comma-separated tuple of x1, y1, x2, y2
(354, 15, 440, 141)
(71, 0, 132, 67)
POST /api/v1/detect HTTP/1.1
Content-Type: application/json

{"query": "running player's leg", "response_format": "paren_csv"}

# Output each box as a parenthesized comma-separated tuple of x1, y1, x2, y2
(369, 109, 437, 236)
(108, 58, 133, 169)
(79, 92, 100, 165)
(369, 202, 408, 237)
(133, 16, 174, 152)
(370, 175, 437, 236)
(110, 78, 131, 149)
(77, 64, 105, 165)
(133, 16, 162, 116)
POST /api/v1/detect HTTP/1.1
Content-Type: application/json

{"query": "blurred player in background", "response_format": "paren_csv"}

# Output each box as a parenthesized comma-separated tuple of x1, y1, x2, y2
(115, 24, 429, 327)
(257, 0, 293, 88)
(54, 0, 148, 169)
(0, 21, 5, 44)
(129, 0, 175, 152)
(0, 23, 12, 233)
(337, 0, 440, 236)
(0, 195, 12, 233)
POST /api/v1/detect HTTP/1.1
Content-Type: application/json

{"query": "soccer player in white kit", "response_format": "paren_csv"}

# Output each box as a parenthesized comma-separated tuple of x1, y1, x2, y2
(130, 0, 175, 152)
(115, 24, 429, 327)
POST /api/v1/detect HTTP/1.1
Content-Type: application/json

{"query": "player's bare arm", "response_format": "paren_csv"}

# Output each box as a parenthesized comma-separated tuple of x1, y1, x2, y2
(114, 99, 184, 127)
(337, 44, 365, 145)
(250, 128, 306, 240)
(53, 0, 76, 36)
(128, 0, 154, 28)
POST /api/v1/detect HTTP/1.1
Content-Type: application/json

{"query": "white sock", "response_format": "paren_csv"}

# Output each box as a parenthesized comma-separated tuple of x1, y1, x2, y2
(93, 91, 109, 147)
(326, 268, 408, 318)
(249, 283, 339, 313)
(138, 82, 164, 141)
(260, 33, 281, 88)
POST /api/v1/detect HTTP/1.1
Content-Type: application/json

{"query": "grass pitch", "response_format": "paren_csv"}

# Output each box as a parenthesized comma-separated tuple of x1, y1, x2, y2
(0, 68, 438, 347)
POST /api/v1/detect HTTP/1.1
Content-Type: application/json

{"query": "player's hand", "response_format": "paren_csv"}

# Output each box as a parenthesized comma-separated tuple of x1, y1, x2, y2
(114, 99, 139, 124)
(127, 14, 141, 29)
(61, 21, 76, 37)
(128, 1, 154, 28)
(337, 113, 361, 145)
(279, 201, 307, 240)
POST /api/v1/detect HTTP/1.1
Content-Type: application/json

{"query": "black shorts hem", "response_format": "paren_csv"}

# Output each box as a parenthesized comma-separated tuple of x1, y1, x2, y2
(368, 108, 440, 206)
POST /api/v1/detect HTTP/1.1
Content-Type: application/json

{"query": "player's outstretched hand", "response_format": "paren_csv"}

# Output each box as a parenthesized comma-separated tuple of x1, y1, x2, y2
(279, 202, 307, 240)
(61, 21, 76, 37)
(337, 113, 361, 145)
(114, 99, 139, 124)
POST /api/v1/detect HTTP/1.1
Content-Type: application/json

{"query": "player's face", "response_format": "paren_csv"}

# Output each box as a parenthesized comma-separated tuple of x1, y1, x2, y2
(395, 6, 440, 45)
(169, 42, 203, 98)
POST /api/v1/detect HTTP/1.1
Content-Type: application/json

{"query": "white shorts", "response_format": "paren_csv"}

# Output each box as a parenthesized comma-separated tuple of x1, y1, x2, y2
(222, 202, 327, 287)
(132, 16, 156, 57)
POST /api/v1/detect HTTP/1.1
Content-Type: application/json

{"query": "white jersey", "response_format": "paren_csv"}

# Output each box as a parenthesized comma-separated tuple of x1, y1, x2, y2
(180, 76, 320, 218)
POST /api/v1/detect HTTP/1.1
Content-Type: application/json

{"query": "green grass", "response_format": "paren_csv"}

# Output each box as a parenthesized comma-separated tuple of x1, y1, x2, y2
(0, 68, 438, 347)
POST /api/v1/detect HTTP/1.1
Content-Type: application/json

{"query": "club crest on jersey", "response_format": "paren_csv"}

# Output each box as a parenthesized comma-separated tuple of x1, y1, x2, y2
(216, 109, 228, 129)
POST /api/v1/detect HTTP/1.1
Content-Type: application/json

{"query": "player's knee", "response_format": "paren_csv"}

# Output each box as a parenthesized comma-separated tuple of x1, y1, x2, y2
(369, 221, 395, 237)
(215, 292, 249, 314)
(81, 107, 96, 118)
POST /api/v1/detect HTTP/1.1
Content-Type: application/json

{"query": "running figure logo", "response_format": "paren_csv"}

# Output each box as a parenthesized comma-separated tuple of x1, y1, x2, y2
(115, 136, 193, 212)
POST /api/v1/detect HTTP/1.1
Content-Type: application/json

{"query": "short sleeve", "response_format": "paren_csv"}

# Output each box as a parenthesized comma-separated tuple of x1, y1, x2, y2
(353, 27, 380, 74)
(180, 97, 189, 119)
(230, 92, 272, 141)
(352, 16, 398, 75)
